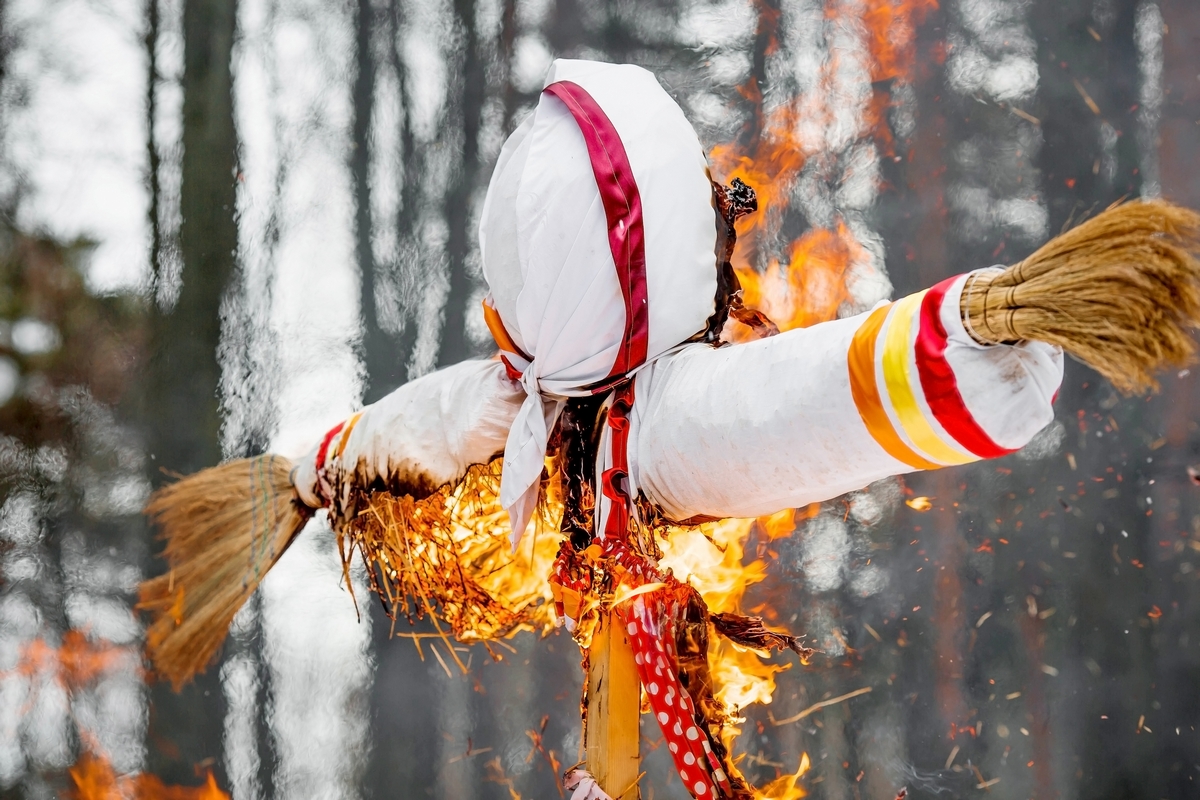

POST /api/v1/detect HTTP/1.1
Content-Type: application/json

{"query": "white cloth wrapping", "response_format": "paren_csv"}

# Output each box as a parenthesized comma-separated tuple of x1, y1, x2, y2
(293, 273, 1063, 525)
(479, 58, 718, 542)
(291, 359, 524, 509)
(563, 769, 615, 800)
(629, 272, 1063, 520)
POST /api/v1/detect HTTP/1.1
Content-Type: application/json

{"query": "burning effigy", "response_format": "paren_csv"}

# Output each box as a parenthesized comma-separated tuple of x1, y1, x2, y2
(138, 60, 1200, 799)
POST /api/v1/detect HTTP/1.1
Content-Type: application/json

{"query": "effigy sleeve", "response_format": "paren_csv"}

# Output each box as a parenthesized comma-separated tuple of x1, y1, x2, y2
(630, 272, 1064, 521)
(292, 359, 524, 508)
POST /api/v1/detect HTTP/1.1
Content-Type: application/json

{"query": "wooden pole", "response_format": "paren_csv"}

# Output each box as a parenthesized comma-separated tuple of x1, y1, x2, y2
(586, 609, 641, 798)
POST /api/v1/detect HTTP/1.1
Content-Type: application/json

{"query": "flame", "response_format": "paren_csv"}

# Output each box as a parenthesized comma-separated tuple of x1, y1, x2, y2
(737, 222, 870, 333)
(442, 468, 563, 636)
(68, 752, 229, 800)
(341, 460, 562, 649)
(906, 496, 933, 511)
(9, 630, 137, 690)
(680, 0, 939, 713)
(9, 636, 225, 799)
(861, 0, 939, 83)
(658, 518, 787, 712)
(859, 0, 939, 153)
(133, 767, 229, 799)
(753, 752, 812, 800)
(711, 0, 938, 340)
(68, 753, 124, 800)
(758, 508, 797, 541)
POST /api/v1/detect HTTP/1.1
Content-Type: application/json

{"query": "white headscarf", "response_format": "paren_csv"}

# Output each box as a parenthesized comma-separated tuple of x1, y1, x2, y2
(479, 59, 718, 542)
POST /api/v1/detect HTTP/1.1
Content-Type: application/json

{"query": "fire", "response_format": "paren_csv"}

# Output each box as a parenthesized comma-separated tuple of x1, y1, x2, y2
(711, 0, 938, 340)
(8, 634, 227, 799)
(340, 459, 562, 650)
(709, 103, 807, 249)
(737, 222, 870, 333)
(861, 0, 939, 83)
(753, 753, 812, 800)
(9, 630, 138, 691)
(906, 496, 933, 511)
(659, 518, 789, 712)
(68, 752, 229, 800)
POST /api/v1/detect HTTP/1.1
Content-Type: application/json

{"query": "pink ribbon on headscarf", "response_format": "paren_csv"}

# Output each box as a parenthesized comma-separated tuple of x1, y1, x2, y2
(498, 80, 651, 544)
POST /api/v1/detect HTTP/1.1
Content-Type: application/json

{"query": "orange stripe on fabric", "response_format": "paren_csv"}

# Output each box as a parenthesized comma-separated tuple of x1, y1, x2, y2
(482, 298, 530, 361)
(848, 304, 943, 471)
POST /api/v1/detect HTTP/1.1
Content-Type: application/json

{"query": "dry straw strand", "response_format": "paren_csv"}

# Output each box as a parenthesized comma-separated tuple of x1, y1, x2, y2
(962, 199, 1200, 393)
(139, 455, 311, 689)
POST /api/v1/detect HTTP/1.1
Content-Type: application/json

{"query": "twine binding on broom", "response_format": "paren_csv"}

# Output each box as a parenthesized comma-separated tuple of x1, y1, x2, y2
(961, 199, 1200, 393)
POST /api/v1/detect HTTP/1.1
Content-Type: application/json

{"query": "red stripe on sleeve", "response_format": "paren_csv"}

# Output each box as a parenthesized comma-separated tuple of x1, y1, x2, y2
(315, 421, 346, 471)
(915, 276, 1016, 459)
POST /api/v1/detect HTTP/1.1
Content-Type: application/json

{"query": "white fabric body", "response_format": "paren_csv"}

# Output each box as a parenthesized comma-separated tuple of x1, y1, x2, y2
(479, 58, 718, 542)
(295, 272, 1064, 524)
(630, 318, 889, 519)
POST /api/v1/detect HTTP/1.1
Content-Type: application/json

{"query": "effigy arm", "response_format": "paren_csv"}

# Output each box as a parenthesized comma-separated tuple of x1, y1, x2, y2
(631, 271, 1063, 521)
(292, 358, 524, 514)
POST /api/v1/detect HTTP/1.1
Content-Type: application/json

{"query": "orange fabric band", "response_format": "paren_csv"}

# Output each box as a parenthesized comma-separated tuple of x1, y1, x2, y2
(332, 411, 363, 461)
(482, 298, 530, 361)
(848, 304, 942, 471)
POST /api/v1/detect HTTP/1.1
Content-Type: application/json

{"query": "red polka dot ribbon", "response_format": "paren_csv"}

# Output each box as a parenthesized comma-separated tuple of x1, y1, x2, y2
(620, 592, 732, 799)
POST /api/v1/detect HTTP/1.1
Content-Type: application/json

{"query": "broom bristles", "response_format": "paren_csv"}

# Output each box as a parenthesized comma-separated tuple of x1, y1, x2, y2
(962, 199, 1200, 393)
(139, 454, 311, 690)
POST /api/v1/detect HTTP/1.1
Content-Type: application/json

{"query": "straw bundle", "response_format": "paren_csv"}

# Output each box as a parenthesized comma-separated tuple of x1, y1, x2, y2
(338, 459, 561, 646)
(139, 455, 311, 689)
(961, 199, 1200, 393)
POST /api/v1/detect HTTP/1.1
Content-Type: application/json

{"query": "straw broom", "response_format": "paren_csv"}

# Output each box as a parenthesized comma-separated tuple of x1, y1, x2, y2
(138, 199, 1200, 692)
(961, 199, 1200, 392)
(139, 455, 311, 689)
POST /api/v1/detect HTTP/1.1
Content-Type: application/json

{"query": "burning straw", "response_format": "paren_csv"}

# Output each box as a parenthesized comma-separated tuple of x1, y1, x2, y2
(337, 459, 561, 650)
(139, 455, 311, 689)
(962, 199, 1200, 393)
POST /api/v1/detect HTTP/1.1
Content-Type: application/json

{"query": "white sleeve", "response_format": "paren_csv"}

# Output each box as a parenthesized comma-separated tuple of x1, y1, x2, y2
(292, 359, 525, 508)
(630, 272, 1063, 521)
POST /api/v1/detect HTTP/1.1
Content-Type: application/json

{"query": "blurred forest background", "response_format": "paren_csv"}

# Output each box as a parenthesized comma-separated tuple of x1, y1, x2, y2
(0, 0, 1199, 798)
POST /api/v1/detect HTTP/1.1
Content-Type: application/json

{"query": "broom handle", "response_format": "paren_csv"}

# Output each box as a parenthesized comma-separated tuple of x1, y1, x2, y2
(586, 610, 641, 798)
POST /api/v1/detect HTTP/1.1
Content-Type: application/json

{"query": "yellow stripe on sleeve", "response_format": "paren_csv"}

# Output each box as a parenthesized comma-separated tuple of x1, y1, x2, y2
(880, 292, 976, 466)
(848, 304, 944, 471)
(332, 411, 364, 461)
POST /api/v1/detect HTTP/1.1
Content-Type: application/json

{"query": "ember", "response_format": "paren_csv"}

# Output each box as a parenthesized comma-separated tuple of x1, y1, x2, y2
(906, 497, 933, 512)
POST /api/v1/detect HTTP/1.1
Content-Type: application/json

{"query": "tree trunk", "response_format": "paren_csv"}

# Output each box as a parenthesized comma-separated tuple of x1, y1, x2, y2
(143, 0, 239, 783)
(437, 0, 484, 369)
